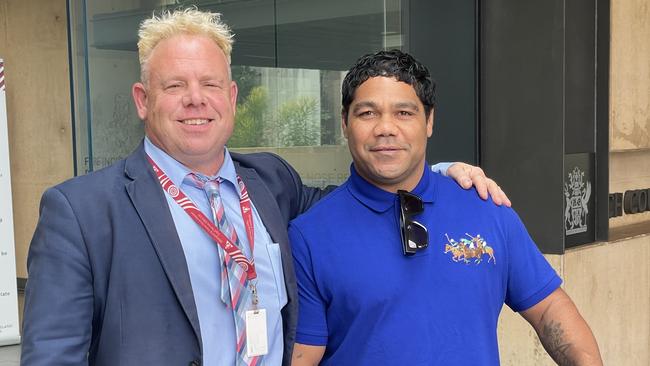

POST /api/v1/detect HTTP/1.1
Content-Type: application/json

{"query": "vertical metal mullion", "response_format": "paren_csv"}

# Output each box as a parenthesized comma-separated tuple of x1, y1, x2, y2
(65, 0, 78, 176)
(273, 0, 279, 68)
(81, 0, 93, 173)
(401, 0, 410, 52)
(474, 0, 481, 166)
(595, 0, 610, 241)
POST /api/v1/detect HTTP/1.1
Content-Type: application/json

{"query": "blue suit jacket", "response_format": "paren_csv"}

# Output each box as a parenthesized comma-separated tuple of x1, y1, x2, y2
(21, 143, 326, 366)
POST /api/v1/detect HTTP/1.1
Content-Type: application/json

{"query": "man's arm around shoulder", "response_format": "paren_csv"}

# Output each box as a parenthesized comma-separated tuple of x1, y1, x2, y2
(521, 288, 603, 366)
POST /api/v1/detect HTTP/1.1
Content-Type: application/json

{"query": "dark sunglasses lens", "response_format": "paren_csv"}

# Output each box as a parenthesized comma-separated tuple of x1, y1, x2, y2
(406, 221, 428, 249)
(400, 191, 423, 214)
(398, 190, 427, 255)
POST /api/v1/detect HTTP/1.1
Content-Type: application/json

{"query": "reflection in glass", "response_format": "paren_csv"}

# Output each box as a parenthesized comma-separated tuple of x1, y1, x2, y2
(70, 0, 402, 186)
(230, 66, 346, 149)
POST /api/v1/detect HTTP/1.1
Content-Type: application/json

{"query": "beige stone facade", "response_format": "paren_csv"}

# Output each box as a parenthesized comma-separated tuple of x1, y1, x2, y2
(610, 0, 650, 151)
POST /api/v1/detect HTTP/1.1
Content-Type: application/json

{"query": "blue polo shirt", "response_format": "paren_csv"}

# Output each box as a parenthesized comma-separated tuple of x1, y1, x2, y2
(289, 164, 561, 365)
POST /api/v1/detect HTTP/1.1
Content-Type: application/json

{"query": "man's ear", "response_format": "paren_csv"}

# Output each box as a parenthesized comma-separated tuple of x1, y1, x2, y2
(229, 80, 238, 115)
(132, 82, 148, 120)
(341, 111, 349, 139)
(426, 109, 434, 138)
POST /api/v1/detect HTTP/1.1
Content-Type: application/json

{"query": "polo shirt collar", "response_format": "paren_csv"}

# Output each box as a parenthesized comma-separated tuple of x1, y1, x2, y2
(143, 137, 243, 197)
(347, 163, 436, 213)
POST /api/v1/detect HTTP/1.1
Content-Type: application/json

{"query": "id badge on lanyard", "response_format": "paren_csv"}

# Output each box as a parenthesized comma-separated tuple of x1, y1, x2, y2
(147, 155, 269, 356)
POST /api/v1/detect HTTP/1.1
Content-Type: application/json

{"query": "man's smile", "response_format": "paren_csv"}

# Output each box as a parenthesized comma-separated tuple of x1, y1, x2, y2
(179, 118, 212, 125)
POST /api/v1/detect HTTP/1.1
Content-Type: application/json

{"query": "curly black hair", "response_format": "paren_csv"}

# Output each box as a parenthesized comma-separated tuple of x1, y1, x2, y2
(341, 49, 436, 122)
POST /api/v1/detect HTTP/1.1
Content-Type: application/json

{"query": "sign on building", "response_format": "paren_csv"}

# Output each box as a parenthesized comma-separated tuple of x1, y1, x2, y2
(0, 58, 21, 346)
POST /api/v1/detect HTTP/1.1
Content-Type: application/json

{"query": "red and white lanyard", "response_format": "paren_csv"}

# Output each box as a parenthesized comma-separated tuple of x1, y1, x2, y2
(147, 155, 257, 280)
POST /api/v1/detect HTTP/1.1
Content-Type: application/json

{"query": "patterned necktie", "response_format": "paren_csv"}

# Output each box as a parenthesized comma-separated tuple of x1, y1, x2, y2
(185, 174, 262, 366)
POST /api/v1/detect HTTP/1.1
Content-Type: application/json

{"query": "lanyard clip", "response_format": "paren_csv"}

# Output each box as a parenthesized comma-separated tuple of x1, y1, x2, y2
(250, 281, 259, 307)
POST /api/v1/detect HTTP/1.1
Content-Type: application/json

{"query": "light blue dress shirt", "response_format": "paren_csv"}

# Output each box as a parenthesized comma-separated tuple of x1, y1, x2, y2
(431, 162, 452, 175)
(145, 138, 287, 366)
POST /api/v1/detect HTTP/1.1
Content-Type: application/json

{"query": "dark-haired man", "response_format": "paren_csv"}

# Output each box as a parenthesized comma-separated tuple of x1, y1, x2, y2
(289, 50, 602, 365)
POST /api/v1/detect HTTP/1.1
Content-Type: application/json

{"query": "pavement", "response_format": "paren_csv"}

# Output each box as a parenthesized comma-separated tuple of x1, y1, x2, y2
(0, 345, 19, 366)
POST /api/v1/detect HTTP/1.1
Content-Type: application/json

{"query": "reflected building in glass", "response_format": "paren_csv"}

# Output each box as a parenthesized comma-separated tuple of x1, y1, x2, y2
(69, 0, 409, 188)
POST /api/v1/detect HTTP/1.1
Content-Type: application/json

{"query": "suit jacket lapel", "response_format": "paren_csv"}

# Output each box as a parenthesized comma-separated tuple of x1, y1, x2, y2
(123, 144, 202, 349)
(235, 163, 287, 247)
(234, 162, 295, 303)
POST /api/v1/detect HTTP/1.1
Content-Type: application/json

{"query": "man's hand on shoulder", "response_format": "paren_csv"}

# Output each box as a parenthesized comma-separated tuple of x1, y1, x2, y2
(446, 162, 512, 207)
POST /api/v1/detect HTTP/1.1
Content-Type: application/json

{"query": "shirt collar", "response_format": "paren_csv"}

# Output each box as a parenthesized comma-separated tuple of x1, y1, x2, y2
(144, 137, 243, 197)
(346, 163, 436, 213)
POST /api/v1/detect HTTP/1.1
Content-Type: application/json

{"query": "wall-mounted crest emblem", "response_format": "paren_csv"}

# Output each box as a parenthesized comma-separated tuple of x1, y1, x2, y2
(443, 233, 496, 265)
(564, 167, 591, 235)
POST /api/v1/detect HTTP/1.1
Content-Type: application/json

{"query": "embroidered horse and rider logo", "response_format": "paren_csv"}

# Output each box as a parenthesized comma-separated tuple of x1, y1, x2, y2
(443, 233, 496, 265)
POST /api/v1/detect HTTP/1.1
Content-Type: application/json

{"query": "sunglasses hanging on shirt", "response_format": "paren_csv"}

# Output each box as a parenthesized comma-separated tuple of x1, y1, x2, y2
(397, 190, 429, 256)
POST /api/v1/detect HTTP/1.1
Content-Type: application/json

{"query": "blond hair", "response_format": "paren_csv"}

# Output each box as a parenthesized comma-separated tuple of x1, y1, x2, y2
(137, 8, 234, 84)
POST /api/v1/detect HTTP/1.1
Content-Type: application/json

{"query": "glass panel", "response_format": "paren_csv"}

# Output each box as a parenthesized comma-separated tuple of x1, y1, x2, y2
(69, 0, 403, 187)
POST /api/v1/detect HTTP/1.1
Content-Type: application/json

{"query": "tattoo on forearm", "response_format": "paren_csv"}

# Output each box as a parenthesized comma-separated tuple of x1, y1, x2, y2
(540, 320, 576, 366)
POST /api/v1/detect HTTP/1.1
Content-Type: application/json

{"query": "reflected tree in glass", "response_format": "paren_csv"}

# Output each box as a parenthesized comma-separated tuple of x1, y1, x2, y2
(231, 86, 269, 148)
(276, 97, 319, 147)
